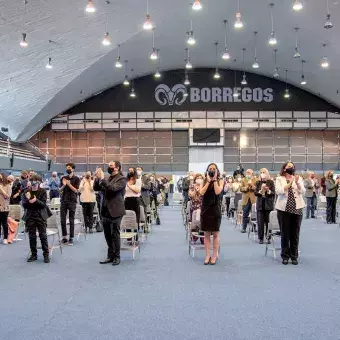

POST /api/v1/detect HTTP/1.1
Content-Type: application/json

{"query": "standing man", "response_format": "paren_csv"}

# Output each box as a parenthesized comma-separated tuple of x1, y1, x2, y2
(136, 166, 151, 216)
(182, 172, 194, 206)
(94, 161, 126, 266)
(233, 164, 245, 179)
(48, 172, 60, 200)
(304, 171, 319, 219)
(60, 163, 80, 246)
(240, 169, 257, 233)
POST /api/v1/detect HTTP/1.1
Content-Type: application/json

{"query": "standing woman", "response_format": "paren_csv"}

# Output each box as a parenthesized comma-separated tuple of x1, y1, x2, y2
(200, 163, 224, 265)
(232, 174, 243, 213)
(275, 162, 305, 265)
(325, 170, 339, 224)
(255, 168, 275, 244)
(224, 176, 234, 218)
(124, 167, 141, 228)
(79, 171, 96, 233)
(0, 173, 11, 244)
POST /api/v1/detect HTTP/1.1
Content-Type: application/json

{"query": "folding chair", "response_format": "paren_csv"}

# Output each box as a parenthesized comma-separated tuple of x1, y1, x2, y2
(120, 210, 140, 260)
(74, 204, 86, 242)
(316, 195, 327, 221)
(50, 197, 61, 210)
(248, 203, 257, 242)
(92, 201, 100, 228)
(265, 210, 281, 259)
(188, 209, 205, 258)
(139, 205, 149, 242)
(235, 200, 243, 228)
(8, 204, 25, 241)
(229, 197, 235, 221)
(172, 192, 183, 207)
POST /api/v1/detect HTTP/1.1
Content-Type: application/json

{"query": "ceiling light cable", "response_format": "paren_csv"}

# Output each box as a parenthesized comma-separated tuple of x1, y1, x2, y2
(252, 31, 259, 68)
(222, 20, 231, 60)
(143, 0, 153, 30)
(273, 49, 279, 78)
(234, 0, 243, 28)
(324, 0, 333, 29)
(294, 27, 301, 58)
(241, 48, 247, 85)
(268, 3, 277, 45)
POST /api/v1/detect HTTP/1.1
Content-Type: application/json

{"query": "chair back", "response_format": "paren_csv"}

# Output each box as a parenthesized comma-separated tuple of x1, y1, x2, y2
(51, 197, 61, 209)
(173, 192, 183, 203)
(268, 210, 280, 231)
(139, 205, 146, 223)
(229, 197, 235, 210)
(46, 211, 60, 230)
(8, 205, 23, 220)
(191, 209, 201, 230)
(319, 195, 326, 203)
(121, 210, 138, 231)
(250, 203, 257, 220)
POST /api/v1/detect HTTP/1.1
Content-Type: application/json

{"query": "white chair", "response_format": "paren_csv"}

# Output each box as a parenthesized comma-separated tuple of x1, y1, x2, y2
(73, 204, 86, 242)
(235, 200, 243, 228)
(120, 210, 140, 260)
(172, 192, 183, 206)
(50, 197, 61, 210)
(8, 205, 25, 241)
(46, 211, 63, 256)
(139, 205, 149, 242)
(316, 195, 327, 221)
(248, 203, 257, 242)
(188, 209, 205, 258)
(265, 210, 281, 259)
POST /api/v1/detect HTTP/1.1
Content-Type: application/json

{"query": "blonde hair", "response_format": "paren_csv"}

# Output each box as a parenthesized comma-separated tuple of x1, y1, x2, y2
(259, 168, 270, 180)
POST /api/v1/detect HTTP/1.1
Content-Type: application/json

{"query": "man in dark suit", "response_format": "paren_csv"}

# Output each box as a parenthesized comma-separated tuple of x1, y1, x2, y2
(22, 174, 50, 263)
(94, 161, 126, 266)
(136, 166, 151, 214)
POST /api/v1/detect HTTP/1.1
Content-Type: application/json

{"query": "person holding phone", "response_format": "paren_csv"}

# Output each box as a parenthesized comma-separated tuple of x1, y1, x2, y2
(275, 162, 306, 265)
(199, 163, 224, 265)
(79, 171, 96, 233)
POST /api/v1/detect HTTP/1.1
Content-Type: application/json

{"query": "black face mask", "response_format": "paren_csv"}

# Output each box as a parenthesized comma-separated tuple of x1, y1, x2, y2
(108, 167, 114, 175)
(21, 176, 26, 180)
(208, 170, 215, 178)
(66, 169, 72, 175)
(127, 171, 134, 178)
(285, 167, 295, 175)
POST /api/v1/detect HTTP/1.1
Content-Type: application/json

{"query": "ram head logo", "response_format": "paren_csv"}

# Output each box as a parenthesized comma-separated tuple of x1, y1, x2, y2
(155, 84, 188, 106)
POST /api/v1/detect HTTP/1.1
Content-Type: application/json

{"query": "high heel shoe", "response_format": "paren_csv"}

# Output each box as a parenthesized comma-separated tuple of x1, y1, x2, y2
(210, 257, 218, 265)
(204, 257, 211, 265)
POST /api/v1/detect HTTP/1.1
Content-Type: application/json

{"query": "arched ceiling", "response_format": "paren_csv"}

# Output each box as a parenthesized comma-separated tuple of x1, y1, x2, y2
(0, 0, 339, 141)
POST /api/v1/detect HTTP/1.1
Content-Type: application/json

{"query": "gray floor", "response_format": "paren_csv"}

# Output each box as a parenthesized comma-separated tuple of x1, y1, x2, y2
(1, 207, 340, 340)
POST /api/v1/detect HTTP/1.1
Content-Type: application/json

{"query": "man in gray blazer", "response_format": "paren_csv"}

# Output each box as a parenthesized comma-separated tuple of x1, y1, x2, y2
(303, 172, 319, 219)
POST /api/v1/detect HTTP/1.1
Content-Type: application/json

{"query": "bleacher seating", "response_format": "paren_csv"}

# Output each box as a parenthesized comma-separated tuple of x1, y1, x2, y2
(0, 139, 45, 161)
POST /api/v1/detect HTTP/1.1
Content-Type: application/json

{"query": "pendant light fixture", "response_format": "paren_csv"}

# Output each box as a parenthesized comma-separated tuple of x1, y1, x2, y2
(102, 4, 111, 46)
(192, 0, 202, 11)
(185, 48, 193, 69)
(324, 0, 333, 29)
(293, 0, 303, 11)
(143, 0, 153, 30)
(273, 49, 279, 78)
(241, 48, 247, 85)
(85, 0, 96, 13)
(187, 20, 196, 45)
(115, 44, 122, 68)
(234, 0, 243, 29)
(213, 42, 221, 79)
(252, 31, 259, 69)
(222, 20, 231, 60)
(284, 70, 290, 99)
(268, 3, 277, 45)
(154, 49, 161, 78)
(320, 44, 330, 68)
(184, 71, 190, 85)
(123, 60, 130, 86)
(300, 60, 306, 85)
(233, 59, 239, 98)
(45, 57, 52, 69)
(154, 70, 161, 78)
(293, 27, 301, 58)
(130, 69, 136, 98)
(20, 1, 28, 47)
(150, 28, 158, 60)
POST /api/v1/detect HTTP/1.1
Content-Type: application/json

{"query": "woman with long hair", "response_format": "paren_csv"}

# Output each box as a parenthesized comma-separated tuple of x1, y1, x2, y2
(0, 173, 11, 244)
(232, 174, 243, 212)
(200, 163, 224, 265)
(254, 168, 275, 244)
(189, 173, 204, 243)
(224, 176, 234, 218)
(325, 170, 339, 224)
(275, 162, 305, 265)
(79, 171, 96, 233)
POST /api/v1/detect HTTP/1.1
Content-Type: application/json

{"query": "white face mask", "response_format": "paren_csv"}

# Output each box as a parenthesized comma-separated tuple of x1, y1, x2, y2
(260, 173, 266, 179)
(228, 179, 233, 183)
(237, 177, 242, 182)
(195, 178, 203, 185)
(137, 170, 142, 176)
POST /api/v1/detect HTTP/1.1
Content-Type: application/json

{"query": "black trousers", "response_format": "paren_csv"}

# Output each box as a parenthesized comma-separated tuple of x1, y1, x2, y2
(103, 216, 123, 260)
(82, 202, 95, 230)
(0, 211, 9, 239)
(326, 197, 337, 223)
(26, 215, 49, 256)
(124, 197, 140, 226)
(257, 210, 270, 241)
(49, 190, 60, 200)
(60, 201, 76, 239)
(277, 210, 302, 261)
(225, 197, 231, 217)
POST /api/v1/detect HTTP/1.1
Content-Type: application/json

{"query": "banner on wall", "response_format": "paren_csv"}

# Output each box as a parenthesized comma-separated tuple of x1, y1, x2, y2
(64, 68, 338, 115)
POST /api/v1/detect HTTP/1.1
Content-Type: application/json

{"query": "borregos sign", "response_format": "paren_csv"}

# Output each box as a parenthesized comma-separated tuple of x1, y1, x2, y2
(155, 84, 273, 106)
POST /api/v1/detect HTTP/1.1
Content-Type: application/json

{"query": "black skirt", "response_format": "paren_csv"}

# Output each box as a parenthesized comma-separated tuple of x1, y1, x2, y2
(200, 184, 222, 232)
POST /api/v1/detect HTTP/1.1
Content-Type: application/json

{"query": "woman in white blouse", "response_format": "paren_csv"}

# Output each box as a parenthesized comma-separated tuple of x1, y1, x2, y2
(275, 162, 306, 265)
(79, 171, 96, 233)
(124, 167, 142, 229)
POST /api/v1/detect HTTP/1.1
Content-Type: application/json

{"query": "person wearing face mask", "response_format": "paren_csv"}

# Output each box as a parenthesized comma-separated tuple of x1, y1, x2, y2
(182, 172, 194, 206)
(232, 175, 242, 215)
(94, 161, 126, 266)
(22, 174, 51, 263)
(303, 171, 319, 219)
(233, 164, 244, 179)
(124, 167, 141, 235)
(255, 168, 275, 244)
(149, 174, 161, 224)
(200, 163, 224, 265)
(0, 173, 11, 244)
(223, 176, 234, 218)
(275, 162, 306, 265)
(79, 171, 96, 234)
(240, 169, 257, 233)
(48, 172, 60, 200)
(59, 163, 80, 246)
(10, 176, 22, 205)
(136, 166, 151, 220)
(325, 170, 339, 224)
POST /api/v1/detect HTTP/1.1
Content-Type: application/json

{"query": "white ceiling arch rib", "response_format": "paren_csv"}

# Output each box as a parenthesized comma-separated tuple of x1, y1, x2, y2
(0, 0, 338, 141)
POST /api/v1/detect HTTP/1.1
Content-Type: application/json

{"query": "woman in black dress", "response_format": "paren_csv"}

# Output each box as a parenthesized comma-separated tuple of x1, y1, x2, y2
(200, 163, 224, 265)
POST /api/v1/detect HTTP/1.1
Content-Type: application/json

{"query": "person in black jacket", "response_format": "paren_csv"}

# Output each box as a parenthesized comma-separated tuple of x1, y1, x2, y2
(10, 177, 22, 205)
(22, 174, 50, 263)
(94, 161, 126, 266)
(233, 164, 245, 179)
(254, 168, 275, 244)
